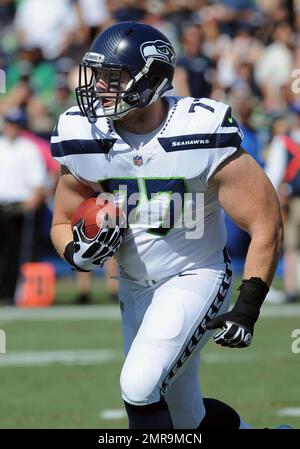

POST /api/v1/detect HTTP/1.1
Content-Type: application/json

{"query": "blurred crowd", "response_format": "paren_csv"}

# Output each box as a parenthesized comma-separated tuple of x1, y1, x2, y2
(1, 0, 300, 304)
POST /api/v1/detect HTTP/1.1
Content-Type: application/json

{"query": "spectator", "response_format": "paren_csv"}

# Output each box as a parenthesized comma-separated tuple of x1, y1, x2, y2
(164, 0, 203, 36)
(74, 0, 113, 43)
(0, 0, 16, 30)
(265, 112, 300, 303)
(14, 0, 80, 60)
(216, 24, 263, 90)
(6, 46, 56, 96)
(107, 0, 146, 22)
(174, 22, 215, 97)
(141, 2, 180, 55)
(21, 128, 59, 195)
(200, 17, 232, 63)
(46, 74, 75, 124)
(254, 21, 294, 111)
(0, 108, 48, 304)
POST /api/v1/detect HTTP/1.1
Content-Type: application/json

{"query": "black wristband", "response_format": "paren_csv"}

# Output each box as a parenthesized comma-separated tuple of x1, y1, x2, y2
(233, 277, 269, 327)
(63, 241, 90, 272)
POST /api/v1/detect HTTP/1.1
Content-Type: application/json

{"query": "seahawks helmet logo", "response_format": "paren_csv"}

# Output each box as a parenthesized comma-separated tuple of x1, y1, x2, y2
(140, 40, 175, 66)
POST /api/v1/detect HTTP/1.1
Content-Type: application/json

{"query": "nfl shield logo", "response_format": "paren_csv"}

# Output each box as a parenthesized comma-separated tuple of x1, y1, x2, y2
(133, 155, 143, 167)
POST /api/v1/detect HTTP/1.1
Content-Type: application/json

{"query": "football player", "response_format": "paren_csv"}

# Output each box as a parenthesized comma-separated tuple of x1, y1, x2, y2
(50, 22, 283, 429)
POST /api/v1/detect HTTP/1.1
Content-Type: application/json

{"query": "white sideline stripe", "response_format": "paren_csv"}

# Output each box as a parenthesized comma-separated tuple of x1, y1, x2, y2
(0, 348, 256, 368)
(261, 305, 300, 317)
(100, 409, 127, 420)
(203, 349, 292, 364)
(202, 353, 258, 364)
(0, 349, 121, 367)
(0, 348, 291, 369)
(277, 408, 300, 417)
(1, 304, 300, 323)
(0, 305, 121, 322)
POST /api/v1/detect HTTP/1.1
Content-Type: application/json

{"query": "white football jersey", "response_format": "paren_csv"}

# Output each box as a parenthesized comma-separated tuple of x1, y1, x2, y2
(51, 96, 243, 280)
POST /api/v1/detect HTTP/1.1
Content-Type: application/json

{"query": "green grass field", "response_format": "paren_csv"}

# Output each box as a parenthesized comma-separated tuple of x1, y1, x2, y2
(0, 276, 299, 429)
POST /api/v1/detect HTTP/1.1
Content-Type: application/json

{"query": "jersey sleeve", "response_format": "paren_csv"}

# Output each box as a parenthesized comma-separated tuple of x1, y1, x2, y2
(202, 105, 243, 186)
(50, 115, 67, 165)
(50, 113, 82, 182)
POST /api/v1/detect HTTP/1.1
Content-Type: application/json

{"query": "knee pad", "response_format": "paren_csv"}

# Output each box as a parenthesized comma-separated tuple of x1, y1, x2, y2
(120, 352, 163, 405)
(121, 295, 186, 405)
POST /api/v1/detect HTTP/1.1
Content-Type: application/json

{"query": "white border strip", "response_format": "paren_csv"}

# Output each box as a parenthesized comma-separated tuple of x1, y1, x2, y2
(0, 349, 121, 367)
(277, 408, 300, 417)
(0, 305, 121, 322)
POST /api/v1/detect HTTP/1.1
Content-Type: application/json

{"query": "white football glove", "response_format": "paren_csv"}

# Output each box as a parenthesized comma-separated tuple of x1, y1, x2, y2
(64, 218, 124, 271)
(206, 317, 253, 348)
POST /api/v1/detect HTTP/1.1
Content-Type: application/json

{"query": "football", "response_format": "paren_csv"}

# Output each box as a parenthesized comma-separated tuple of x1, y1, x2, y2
(71, 196, 126, 238)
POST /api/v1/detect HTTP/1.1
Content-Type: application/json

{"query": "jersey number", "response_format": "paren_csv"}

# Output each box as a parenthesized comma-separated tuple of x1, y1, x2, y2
(188, 98, 215, 114)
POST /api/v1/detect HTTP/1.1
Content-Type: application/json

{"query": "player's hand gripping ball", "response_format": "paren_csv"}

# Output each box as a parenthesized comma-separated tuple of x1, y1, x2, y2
(69, 196, 126, 271)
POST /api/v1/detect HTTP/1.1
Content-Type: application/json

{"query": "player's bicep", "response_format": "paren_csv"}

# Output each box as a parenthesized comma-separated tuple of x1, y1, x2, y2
(52, 164, 95, 225)
(210, 148, 282, 235)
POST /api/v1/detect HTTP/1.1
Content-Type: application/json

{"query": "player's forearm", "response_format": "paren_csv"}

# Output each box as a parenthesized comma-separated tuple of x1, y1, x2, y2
(243, 226, 283, 286)
(50, 223, 73, 259)
(206, 223, 282, 346)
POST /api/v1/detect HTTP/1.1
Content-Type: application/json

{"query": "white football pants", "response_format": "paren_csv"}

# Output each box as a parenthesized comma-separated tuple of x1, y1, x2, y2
(119, 251, 233, 428)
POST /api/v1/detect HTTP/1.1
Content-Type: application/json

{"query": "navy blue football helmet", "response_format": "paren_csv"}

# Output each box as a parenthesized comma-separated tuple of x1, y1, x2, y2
(75, 21, 176, 122)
